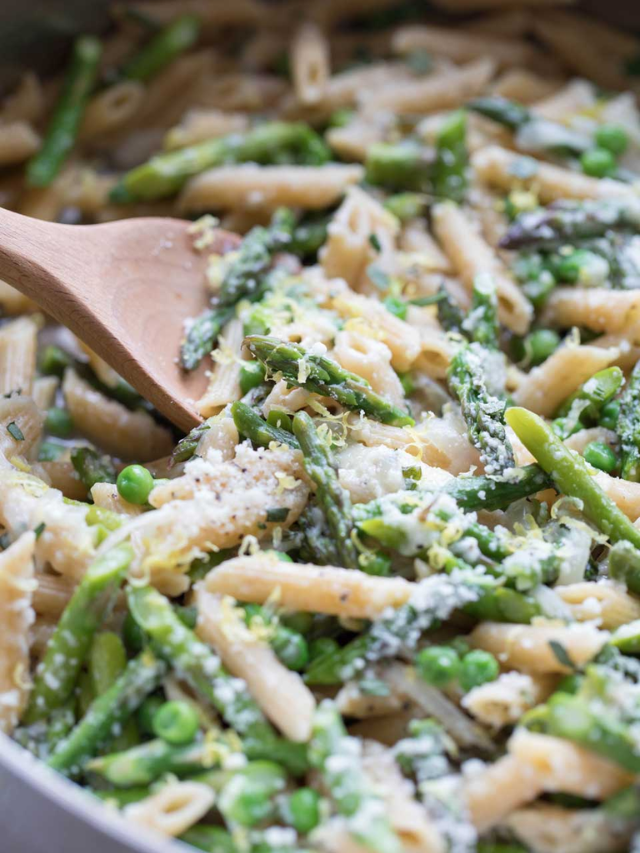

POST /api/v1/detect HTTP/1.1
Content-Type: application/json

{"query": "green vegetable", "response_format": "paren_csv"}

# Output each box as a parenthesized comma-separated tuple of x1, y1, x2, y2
(272, 626, 309, 671)
(6, 422, 24, 441)
(116, 464, 155, 505)
(609, 540, 640, 595)
(45, 407, 73, 438)
(27, 36, 102, 187)
(506, 407, 640, 549)
(617, 360, 640, 481)
(415, 645, 461, 687)
(595, 124, 628, 156)
(383, 192, 427, 222)
(468, 96, 530, 131)
(90, 631, 138, 751)
(39, 344, 72, 377)
(239, 360, 266, 394)
(219, 761, 286, 828)
(231, 401, 299, 450)
(152, 700, 200, 745)
(70, 447, 117, 492)
(600, 399, 620, 430)
(583, 441, 618, 473)
(433, 109, 468, 202)
(136, 695, 164, 736)
(121, 14, 201, 82)
(25, 543, 133, 724)
(179, 827, 235, 853)
(365, 140, 433, 193)
(282, 787, 321, 833)
(524, 329, 559, 365)
(113, 122, 331, 201)
(292, 411, 359, 570)
(309, 700, 401, 853)
(181, 211, 295, 370)
(581, 147, 616, 178)
(247, 336, 414, 427)
(554, 366, 623, 439)
(448, 342, 514, 475)
(459, 649, 499, 691)
(501, 198, 640, 250)
(462, 274, 499, 349)
(47, 650, 166, 775)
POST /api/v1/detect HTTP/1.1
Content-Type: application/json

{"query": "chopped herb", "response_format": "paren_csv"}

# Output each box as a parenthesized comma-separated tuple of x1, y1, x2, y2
(7, 422, 25, 441)
(405, 48, 432, 76)
(548, 640, 576, 671)
(367, 264, 391, 290)
(369, 233, 382, 253)
(34, 522, 46, 540)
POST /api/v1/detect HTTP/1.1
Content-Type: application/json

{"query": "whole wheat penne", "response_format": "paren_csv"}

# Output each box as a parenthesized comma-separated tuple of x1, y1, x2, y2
(291, 22, 330, 106)
(0, 316, 38, 397)
(432, 201, 532, 334)
(0, 533, 35, 734)
(196, 589, 316, 741)
(124, 782, 215, 837)
(512, 344, 620, 417)
(180, 163, 364, 214)
(392, 24, 535, 69)
(541, 288, 640, 334)
(472, 145, 634, 202)
(468, 622, 609, 673)
(204, 552, 415, 618)
(555, 581, 640, 629)
(63, 369, 173, 462)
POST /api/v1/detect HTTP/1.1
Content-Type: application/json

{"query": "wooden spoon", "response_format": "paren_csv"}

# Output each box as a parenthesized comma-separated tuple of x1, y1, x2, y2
(0, 208, 239, 432)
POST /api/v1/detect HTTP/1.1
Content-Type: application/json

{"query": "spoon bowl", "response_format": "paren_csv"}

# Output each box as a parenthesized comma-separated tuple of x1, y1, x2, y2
(0, 209, 237, 431)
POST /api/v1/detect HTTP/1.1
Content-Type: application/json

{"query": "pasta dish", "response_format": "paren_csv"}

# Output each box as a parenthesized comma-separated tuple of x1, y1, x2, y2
(4, 1, 640, 852)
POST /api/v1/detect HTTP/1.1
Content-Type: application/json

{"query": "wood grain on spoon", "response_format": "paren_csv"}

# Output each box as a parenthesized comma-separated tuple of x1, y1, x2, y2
(0, 208, 238, 431)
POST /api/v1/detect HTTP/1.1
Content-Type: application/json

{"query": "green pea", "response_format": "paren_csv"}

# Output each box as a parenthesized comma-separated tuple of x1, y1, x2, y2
(272, 626, 309, 671)
(595, 123, 628, 156)
(239, 360, 265, 395)
(449, 637, 471, 658)
(600, 399, 620, 430)
(152, 700, 200, 745)
(39, 344, 72, 377)
(308, 637, 339, 662)
(220, 762, 285, 827)
(116, 464, 154, 505)
(415, 645, 461, 687)
(459, 649, 499, 692)
(383, 295, 407, 320)
(525, 329, 560, 366)
(522, 270, 556, 309)
(45, 407, 74, 438)
(384, 192, 426, 223)
(584, 440, 618, 473)
(580, 147, 616, 178)
(137, 695, 164, 735)
(283, 787, 321, 833)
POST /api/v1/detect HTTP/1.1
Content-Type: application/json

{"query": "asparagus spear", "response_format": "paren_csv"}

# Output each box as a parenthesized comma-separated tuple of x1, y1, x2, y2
(554, 366, 624, 439)
(608, 540, 640, 595)
(181, 211, 294, 370)
(70, 446, 117, 492)
(87, 737, 214, 787)
(433, 109, 468, 203)
(26, 36, 102, 187)
(246, 336, 414, 426)
(127, 584, 268, 737)
(617, 360, 640, 481)
(121, 14, 201, 82)
(112, 121, 331, 201)
(309, 700, 402, 853)
(525, 688, 640, 773)
(506, 407, 640, 548)
(469, 96, 589, 156)
(180, 306, 235, 372)
(365, 140, 434, 193)
(179, 826, 235, 853)
(231, 401, 300, 449)
(444, 463, 551, 511)
(89, 632, 138, 751)
(436, 283, 465, 334)
(468, 96, 530, 131)
(462, 274, 499, 349)
(500, 198, 640, 250)
(448, 342, 515, 475)
(47, 650, 166, 775)
(25, 543, 133, 724)
(304, 569, 533, 686)
(170, 421, 211, 465)
(292, 412, 360, 570)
